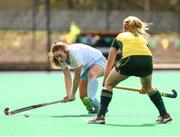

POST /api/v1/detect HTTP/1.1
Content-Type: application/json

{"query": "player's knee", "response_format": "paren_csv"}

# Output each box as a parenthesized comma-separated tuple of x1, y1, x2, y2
(88, 71, 97, 79)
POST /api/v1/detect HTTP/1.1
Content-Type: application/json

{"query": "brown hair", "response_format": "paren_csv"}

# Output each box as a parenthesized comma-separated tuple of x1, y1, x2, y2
(123, 16, 149, 36)
(48, 41, 67, 67)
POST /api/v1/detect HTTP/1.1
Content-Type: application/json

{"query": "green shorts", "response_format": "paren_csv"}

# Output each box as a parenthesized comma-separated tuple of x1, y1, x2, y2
(115, 55, 153, 77)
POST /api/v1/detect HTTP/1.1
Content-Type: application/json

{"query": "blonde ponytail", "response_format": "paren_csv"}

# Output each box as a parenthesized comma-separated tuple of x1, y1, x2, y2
(123, 16, 150, 36)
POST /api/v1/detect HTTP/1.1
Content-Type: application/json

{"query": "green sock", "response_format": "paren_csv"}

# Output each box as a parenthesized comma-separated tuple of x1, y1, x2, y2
(149, 90, 167, 116)
(97, 89, 113, 117)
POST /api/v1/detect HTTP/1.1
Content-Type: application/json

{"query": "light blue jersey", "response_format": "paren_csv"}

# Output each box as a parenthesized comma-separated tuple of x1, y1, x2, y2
(59, 43, 107, 80)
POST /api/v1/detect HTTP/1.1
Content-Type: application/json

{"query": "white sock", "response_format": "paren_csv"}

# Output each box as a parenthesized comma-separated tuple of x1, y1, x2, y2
(87, 79, 98, 100)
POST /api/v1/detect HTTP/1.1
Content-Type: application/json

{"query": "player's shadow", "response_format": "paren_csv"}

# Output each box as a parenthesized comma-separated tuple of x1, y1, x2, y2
(51, 114, 94, 118)
(105, 123, 155, 127)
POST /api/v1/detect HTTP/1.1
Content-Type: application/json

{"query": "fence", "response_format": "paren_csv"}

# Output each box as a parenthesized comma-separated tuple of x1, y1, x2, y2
(0, 0, 179, 70)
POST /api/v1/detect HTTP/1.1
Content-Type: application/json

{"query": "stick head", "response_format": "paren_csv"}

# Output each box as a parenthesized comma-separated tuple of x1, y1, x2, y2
(172, 89, 177, 98)
(4, 108, 10, 115)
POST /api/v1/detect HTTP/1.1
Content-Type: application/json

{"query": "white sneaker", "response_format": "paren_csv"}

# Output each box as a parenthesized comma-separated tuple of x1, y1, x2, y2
(156, 113, 172, 124)
(88, 116, 105, 124)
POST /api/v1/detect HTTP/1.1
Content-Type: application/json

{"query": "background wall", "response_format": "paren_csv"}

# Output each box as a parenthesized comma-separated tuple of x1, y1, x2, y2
(0, 0, 179, 70)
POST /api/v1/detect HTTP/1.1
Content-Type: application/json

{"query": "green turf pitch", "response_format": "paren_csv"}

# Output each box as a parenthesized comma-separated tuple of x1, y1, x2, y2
(0, 71, 179, 136)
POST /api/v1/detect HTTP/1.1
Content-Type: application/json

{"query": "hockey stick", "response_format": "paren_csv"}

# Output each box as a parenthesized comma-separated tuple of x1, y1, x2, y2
(4, 99, 64, 116)
(114, 86, 177, 98)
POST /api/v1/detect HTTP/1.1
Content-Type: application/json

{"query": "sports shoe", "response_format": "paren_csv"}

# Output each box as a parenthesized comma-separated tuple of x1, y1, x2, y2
(156, 116, 162, 124)
(82, 97, 94, 112)
(92, 98, 100, 112)
(88, 109, 98, 114)
(88, 116, 105, 124)
(156, 113, 172, 124)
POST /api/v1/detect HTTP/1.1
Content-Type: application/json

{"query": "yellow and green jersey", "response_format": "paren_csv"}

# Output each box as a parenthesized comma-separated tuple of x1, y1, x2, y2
(111, 32, 152, 58)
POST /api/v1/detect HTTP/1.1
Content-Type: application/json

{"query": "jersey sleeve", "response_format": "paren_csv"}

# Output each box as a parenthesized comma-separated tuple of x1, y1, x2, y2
(111, 36, 123, 51)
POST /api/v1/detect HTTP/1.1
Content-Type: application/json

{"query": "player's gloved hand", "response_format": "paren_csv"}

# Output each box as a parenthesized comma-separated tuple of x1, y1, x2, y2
(67, 95, 75, 102)
(62, 95, 69, 103)
(63, 95, 75, 103)
(139, 89, 146, 94)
